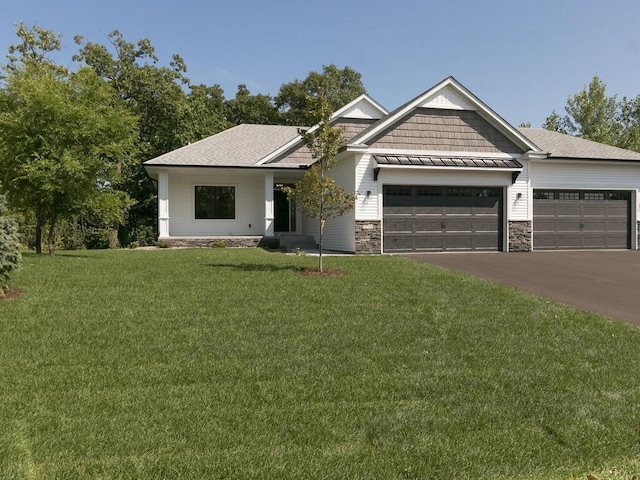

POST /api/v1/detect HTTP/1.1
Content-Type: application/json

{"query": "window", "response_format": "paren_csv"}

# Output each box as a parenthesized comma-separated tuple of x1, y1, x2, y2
(534, 191, 554, 199)
(558, 191, 580, 200)
(195, 186, 235, 219)
(584, 192, 605, 201)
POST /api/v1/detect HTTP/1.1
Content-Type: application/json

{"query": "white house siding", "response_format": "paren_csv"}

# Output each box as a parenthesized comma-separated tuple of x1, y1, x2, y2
(509, 159, 530, 221)
(355, 153, 379, 220)
(321, 156, 357, 252)
(168, 168, 265, 237)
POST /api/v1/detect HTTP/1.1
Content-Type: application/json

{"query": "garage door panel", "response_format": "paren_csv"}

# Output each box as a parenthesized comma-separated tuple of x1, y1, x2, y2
(556, 205, 582, 216)
(384, 217, 412, 233)
(383, 186, 502, 253)
(413, 206, 444, 215)
(413, 218, 445, 233)
(533, 190, 630, 250)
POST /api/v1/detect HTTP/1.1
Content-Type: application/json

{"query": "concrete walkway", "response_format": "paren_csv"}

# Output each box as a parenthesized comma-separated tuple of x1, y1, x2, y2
(408, 251, 640, 327)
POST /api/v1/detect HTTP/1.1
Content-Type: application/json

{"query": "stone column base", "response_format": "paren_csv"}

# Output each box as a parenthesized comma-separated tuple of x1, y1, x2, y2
(508, 221, 532, 252)
(355, 221, 382, 254)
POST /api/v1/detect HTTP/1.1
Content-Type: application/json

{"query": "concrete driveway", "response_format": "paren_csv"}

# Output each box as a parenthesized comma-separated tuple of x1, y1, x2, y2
(408, 251, 640, 327)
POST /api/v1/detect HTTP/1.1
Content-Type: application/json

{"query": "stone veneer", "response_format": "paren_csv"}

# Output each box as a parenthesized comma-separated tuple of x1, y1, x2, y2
(508, 221, 532, 252)
(161, 237, 261, 248)
(355, 221, 382, 254)
(637, 221, 640, 250)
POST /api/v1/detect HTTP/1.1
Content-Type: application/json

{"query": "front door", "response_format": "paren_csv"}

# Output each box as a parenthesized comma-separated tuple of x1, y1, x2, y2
(274, 188, 296, 233)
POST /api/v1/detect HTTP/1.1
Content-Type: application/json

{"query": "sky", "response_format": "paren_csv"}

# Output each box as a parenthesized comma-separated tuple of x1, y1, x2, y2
(1, 0, 639, 127)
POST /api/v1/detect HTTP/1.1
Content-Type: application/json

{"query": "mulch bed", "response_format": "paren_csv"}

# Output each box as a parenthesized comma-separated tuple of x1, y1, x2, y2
(296, 268, 346, 277)
(1, 289, 24, 300)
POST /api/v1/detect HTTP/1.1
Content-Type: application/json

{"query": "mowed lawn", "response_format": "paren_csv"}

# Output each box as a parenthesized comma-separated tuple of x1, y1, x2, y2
(2, 249, 640, 479)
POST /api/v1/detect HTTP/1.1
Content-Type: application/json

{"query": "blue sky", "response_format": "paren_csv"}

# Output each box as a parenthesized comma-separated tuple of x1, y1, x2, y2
(2, 0, 639, 127)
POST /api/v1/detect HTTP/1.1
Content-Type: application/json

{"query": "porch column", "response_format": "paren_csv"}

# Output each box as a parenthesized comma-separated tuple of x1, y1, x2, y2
(264, 171, 274, 236)
(158, 170, 170, 238)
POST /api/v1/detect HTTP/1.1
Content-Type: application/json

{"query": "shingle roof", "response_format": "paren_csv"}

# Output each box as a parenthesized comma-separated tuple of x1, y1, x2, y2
(519, 128, 640, 161)
(144, 124, 301, 167)
(374, 155, 522, 169)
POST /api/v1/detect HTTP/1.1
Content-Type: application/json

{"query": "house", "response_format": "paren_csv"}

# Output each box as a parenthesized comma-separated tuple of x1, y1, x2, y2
(143, 77, 640, 253)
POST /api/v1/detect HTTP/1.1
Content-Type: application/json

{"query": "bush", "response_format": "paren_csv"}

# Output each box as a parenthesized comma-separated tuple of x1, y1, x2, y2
(0, 196, 21, 292)
(155, 240, 171, 249)
(84, 227, 111, 250)
(210, 241, 226, 248)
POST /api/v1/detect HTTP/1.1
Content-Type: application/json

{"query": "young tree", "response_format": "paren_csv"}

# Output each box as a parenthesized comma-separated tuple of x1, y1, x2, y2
(0, 25, 137, 254)
(275, 64, 366, 126)
(283, 96, 356, 272)
(0, 195, 21, 295)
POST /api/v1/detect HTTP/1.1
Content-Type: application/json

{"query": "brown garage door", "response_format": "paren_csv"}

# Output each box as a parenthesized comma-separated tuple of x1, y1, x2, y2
(383, 186, 503, 253)
(533, 190, 630, 250)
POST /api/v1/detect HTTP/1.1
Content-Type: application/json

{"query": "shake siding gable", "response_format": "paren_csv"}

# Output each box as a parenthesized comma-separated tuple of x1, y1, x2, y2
(369, 108, 524, 154)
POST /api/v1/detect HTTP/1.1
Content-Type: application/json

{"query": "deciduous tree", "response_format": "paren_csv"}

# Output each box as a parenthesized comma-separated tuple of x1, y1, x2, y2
(283, 96, 356, 272)
(0, 25, 136, 254)
(275, 65, 366, 126)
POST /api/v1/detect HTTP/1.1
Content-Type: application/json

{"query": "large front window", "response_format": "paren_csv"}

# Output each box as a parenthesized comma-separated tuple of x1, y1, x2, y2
(195, 186, 235, 219)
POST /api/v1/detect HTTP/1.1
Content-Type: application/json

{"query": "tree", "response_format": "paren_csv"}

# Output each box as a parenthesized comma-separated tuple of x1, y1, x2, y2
(0, 195, 21, 295)
(283, 96, 356, 272)
(564, 75, 619, 144)
(0, 25, 137, 254)
(542, 110, 568, 133)
(275, 64, 366, 125)
(225, 84, 281, 125)
(74, 31, 230, 245)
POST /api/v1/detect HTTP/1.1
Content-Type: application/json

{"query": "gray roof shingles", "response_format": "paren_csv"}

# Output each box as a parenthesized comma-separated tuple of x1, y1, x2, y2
(519, 127, 640, 161)
(144, 124, 301, 167)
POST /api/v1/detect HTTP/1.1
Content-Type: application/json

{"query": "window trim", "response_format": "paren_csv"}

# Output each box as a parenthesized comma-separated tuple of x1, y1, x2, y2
(193, 184, 237, 220)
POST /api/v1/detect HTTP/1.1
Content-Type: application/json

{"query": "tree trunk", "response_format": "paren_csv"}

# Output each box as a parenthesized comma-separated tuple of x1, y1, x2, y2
(109, 221, 119, 249)
(35, 221, 43, 254)
(319, 219, 323, 273)
(35, 207, 45, 255)
(47, 219, 56, 255)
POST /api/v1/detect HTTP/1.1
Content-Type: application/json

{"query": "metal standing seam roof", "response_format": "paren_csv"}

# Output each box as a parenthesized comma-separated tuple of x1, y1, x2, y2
(143, 124, 302, 167)
(373, 154, 523, 169)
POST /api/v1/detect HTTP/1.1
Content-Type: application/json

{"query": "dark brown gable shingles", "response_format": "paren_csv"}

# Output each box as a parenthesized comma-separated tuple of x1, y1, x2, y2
(369, 108, 524, 154)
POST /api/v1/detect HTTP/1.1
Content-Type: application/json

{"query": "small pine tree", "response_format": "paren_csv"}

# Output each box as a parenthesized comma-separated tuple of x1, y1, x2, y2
(0, 195, 21, 294)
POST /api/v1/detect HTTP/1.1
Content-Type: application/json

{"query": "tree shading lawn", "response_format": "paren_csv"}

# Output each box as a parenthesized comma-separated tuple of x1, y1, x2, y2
(1, 248, 639, 479)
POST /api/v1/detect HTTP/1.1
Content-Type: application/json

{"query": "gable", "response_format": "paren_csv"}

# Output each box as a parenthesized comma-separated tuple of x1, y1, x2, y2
(269, 118, 378, 166)
(368, 108, 524, 154)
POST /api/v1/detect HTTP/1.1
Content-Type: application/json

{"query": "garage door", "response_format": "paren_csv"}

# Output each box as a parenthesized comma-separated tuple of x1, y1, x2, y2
(533, 190, 630, 250)
(383, 186, 503, 253)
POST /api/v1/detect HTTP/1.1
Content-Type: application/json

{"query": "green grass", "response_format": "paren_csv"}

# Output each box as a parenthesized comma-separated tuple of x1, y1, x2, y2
(1, 248, 640, 479)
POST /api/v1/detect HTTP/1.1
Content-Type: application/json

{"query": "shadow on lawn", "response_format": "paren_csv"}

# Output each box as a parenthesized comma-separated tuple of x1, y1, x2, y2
(203, 262, 298, 272)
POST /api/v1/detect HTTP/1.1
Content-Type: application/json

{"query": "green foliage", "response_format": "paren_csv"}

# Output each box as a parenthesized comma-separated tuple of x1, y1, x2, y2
(74, 30, 232, 243)
(564, 75, 619, 144)
(0, 195, 21, 292)
(155, 240, 171, 249)
(224, 84, 281, 125)
(210, 240, 227, 248)
(0, 24, 137, 254)
(542, 110, 569, 133)
(275, 64, 366, 125)
(544, 75, 640, 152)
(284, 95, 356, 271)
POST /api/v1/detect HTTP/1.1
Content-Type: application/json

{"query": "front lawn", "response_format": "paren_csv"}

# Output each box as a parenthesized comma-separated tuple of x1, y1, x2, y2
(1, 248, 639, 479)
